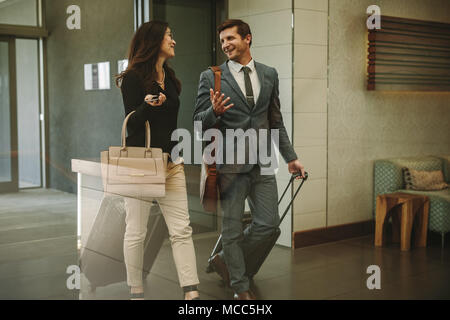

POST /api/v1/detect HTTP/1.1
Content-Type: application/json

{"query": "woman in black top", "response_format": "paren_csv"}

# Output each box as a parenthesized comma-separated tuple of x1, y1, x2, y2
(116, 21, 200, 300)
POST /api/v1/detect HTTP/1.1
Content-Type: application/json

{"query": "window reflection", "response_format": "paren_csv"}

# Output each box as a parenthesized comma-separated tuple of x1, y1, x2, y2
(0, 0, 38, 27)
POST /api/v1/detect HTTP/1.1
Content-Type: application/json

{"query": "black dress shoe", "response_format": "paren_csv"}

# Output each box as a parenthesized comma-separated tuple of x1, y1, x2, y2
(233, 290, 256, 300)
(130, 292, 145, 300)
(210, 254, 230, 287)
(183, 285, 200, 300)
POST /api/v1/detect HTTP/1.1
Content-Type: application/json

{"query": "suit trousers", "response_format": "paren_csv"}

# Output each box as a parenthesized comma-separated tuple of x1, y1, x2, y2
(123, 162, 199, 288)
(218, 165, 279, 293)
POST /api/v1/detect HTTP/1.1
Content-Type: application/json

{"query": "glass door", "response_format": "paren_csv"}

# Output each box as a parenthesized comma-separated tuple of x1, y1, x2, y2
(16, 38, 42, 188)
(0, 36, 18, 193)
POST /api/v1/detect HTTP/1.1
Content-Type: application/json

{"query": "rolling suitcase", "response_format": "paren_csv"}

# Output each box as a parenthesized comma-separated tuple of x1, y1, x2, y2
(206, 172, 308, 278)
(79, 195, 168, 291)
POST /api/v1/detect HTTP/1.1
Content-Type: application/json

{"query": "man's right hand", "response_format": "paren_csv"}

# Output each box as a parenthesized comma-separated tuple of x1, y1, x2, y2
(210, 89, 234, 116)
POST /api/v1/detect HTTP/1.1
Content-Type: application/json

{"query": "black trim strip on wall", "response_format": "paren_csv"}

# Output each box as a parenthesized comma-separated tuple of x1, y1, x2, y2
(293, 220, 374, 249)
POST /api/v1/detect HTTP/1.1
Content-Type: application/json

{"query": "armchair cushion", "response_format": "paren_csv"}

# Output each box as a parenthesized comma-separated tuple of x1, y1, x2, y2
(402, 167, 448, 191)
(438, 155, 450, 183)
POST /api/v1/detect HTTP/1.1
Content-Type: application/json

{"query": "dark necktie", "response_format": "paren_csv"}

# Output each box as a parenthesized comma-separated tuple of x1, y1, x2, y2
(241, 66, 255, 109)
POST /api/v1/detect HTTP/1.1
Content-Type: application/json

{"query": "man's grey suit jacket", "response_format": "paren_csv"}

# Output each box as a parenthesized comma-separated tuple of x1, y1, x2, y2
(193, 61, 297, 174)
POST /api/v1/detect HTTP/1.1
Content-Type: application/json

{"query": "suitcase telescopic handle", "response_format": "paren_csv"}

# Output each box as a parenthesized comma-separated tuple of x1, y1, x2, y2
(277, 172, 309, 226)
(207, 172, 309, 263)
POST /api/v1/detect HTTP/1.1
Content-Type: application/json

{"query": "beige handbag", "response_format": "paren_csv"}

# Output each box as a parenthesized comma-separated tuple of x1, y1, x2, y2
(101, 111, 167, 199)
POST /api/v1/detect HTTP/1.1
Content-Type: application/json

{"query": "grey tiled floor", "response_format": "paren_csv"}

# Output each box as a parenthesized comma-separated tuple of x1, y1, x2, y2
(1, 189, 449, 300)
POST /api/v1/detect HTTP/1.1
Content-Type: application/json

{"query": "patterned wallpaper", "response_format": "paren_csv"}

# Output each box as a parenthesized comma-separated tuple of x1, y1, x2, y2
(327, 0, 450, 226)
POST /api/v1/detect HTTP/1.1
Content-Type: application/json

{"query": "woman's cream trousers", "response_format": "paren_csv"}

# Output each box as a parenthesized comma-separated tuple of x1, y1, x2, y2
(123, 162, 199, 288)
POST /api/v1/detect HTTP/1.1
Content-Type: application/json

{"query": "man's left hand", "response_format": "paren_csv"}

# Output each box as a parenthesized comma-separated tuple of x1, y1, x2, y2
(288, 159, 305, 179)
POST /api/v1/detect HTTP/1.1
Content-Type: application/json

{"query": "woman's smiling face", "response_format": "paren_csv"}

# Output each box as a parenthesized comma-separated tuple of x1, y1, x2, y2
(160, 27, 176, 59)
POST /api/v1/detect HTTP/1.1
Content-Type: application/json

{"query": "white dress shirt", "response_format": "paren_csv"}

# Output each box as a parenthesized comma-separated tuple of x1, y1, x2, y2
(227, 59, 261, 105)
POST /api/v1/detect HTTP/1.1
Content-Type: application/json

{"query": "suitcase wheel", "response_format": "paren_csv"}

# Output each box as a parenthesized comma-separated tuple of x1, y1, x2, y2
(205, 262, 215, 274)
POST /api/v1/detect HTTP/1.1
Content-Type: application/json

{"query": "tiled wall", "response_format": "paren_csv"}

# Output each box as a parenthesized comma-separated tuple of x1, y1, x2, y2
(228, 0, 294, 247)
(292, 0, 328, 232)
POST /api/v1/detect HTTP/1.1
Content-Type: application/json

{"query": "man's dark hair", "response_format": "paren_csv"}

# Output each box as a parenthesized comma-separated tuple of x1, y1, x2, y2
(217, 19, 252, 47)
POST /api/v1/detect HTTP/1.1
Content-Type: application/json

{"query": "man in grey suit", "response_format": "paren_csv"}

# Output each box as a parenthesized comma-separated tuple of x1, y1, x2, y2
(193, 19, 305, 300)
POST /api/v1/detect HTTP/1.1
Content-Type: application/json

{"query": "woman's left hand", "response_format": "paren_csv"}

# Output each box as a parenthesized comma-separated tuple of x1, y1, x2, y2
(146, 92, 167, 107)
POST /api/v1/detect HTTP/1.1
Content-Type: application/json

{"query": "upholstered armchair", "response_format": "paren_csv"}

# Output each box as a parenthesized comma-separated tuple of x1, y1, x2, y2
(374, 156, 450, 248)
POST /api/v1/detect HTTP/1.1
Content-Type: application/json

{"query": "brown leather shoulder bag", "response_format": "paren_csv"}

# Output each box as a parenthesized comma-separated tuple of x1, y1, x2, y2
(199, 66, 221, 212)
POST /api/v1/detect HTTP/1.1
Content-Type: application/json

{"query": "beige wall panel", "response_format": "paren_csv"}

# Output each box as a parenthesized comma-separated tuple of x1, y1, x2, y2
(293, 79, 327, 113)
(293, 113, 327, 147)
(294, 44, 327, 79)
(229, 0, 292, 18)
(293, 211, 327, 231)
(294, 0, 328, 12)
(248, 10, 292, 47)
(279, 78, 293, 114)
(281, 112, 293, 142)
(252, 45, 292, 79)
(229, 0, 249, 18)
(294, 9, 328, 45)
(293, 178, 327, 214)
(248, 0, 292, 15)
(294, 146, 327, 179)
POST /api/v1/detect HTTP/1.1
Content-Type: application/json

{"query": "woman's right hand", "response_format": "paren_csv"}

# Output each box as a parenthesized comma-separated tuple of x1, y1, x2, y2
(145, 93, 166, 107)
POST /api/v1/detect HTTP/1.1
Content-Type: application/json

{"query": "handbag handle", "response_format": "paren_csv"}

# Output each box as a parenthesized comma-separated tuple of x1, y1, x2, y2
(121, 110, 151, 150)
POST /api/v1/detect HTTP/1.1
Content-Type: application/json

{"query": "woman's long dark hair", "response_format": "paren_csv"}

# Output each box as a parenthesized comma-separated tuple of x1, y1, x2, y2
(115, 21, 181, 94)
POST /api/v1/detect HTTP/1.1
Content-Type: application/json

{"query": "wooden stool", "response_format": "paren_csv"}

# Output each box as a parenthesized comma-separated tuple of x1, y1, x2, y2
(375, 192, 430, 251)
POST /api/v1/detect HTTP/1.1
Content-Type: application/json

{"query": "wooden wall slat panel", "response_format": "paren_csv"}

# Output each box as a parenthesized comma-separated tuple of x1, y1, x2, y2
(369, 31, 450, 47)
(369, 46, 450, 58)
(379, 21, 450, 37)
(368, 53, 450, 64)
(367, 15, 450, 91)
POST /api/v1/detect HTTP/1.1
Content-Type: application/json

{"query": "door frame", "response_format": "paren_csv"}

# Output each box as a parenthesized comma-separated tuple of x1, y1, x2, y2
(0, 35, 18, 193)
(0, 0, 49, 192)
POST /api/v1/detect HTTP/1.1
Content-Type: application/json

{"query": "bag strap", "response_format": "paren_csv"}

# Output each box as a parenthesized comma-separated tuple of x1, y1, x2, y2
(209, 66, 221, 92)
(121, 110, 151, 150)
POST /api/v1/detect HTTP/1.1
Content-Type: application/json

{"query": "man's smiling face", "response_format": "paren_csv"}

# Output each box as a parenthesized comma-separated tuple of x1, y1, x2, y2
(219, 26, 251, 62)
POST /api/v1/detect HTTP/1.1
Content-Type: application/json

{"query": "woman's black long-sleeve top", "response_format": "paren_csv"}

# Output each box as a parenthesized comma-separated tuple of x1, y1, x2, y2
(120, 69, 180, 154)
